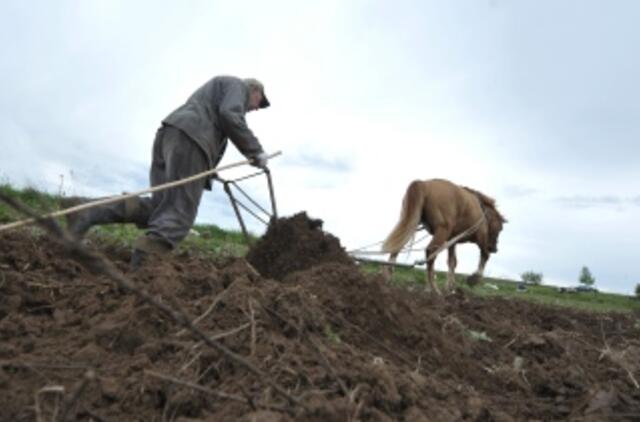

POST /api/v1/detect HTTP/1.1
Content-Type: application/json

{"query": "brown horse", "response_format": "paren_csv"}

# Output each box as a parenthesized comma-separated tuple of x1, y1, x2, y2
(382, 179, 507, 293)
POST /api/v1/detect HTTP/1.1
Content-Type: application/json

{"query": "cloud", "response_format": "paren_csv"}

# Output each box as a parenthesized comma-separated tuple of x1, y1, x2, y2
(282, 153, 352, 173)
(553, 195, 628, 209)
(502, 184, 538, 199)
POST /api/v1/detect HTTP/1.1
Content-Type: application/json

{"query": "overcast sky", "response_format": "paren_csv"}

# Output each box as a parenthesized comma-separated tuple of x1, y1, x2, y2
(1, 1, 639, 294)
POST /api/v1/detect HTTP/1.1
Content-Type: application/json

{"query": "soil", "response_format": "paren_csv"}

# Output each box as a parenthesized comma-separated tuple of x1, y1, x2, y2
(1, 212, 639, 421)
(246, 212, 354, 280)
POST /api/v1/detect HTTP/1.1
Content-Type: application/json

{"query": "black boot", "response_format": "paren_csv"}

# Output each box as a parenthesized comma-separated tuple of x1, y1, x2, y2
(129, 235, 172, 272)
(62, 197, 149, 240)
(129, 248, 148, 272)
(65, 207, 111, 240)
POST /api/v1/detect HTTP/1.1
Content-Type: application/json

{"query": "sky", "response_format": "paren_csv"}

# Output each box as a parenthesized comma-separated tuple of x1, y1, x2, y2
(1, 0, 639, 294)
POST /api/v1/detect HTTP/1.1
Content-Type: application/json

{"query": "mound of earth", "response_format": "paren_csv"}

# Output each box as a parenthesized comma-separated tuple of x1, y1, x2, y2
(246, 212, 354, 280)
(0, 217, 639, 421)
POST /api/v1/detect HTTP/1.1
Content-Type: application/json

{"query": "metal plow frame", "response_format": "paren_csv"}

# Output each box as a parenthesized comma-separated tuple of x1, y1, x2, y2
(215, 169, 278, 244)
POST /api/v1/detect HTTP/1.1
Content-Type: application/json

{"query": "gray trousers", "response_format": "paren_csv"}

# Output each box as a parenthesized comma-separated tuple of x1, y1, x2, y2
(138, 125, 210, 248)
(73, 125, 210, 251)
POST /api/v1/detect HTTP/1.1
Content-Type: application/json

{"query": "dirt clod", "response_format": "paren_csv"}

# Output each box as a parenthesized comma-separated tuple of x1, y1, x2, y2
(247, 212, 354, 280)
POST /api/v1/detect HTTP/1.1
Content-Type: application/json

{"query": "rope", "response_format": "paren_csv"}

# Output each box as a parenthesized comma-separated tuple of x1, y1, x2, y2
(415, 214, 485, 265)
(349, 239, 384, 253)
(350, 214, 485, 266)
(0, 151, 282, 233)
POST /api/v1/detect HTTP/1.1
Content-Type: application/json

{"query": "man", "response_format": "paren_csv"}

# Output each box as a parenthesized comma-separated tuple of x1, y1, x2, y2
(66, 75, 270, 269)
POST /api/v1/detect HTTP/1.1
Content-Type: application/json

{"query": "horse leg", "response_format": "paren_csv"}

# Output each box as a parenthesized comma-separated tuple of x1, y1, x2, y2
(446, 245, 457, 291)
(384, 251, 399, 281)
(426, 256, 440, 295)
(425, 227, 449, 294)
(467, 250, 489, 286)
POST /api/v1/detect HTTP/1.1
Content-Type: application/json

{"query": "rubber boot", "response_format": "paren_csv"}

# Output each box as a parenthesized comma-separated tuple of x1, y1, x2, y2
(130, 234, 172, 272)
(129, 248, 148, 272)
(63, 197, 148, 240)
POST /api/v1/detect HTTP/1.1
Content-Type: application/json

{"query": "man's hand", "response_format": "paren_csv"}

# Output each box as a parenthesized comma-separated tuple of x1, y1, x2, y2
(251, 152, 268, 169)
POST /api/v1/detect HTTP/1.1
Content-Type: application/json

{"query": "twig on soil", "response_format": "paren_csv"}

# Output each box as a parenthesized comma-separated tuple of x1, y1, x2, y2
(59, 370, 95, 422)
(441, 314, 465, 333)
(190, 322, 251, 351)
(599, 319, 610, 354)
(147, 369, 244, 401)
(2, 361, 90, 371)
(25, 281, 59, 290)
(179, 350, 203, 373)
(503, 334, 519, 349)
(316, 303, 416, 368)
(348, 384, 365, 404)
(161, 391, 173, 422)
(196, 362, 217, 385)
(3, 361, 52, 383)
(628, 371, 640, 389)
(175, 282, 234, 337)
(240, 385, 258, 411)
(145, 370, 289, 412)
(605, 349, 640, 389)
(78, 408, 107, 422)
(34, 385, 65, 422)
(308, 336, 349, 397)
(249, 299, 257, 357)
(597, 320, 639, 389)
(296, 388, 340, 401)
(350, 398, 365, 422)
(520, 370, 530, 387)
(414, 355, 423, 373)
(0, 194, 307, 411)
(260, 303, 351, 398)
(243, 259, 262, 278)
(210, 322, 252, 342)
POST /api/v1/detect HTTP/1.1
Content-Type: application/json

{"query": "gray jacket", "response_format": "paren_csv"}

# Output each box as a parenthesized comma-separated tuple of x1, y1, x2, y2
(162, 76, 265, 169)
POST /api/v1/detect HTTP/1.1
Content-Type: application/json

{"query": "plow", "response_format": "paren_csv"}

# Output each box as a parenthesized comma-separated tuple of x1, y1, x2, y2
(215, 167, 278, 244)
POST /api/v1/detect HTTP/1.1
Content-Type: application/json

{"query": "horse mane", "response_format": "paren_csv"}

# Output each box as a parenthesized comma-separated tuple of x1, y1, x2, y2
(462, 186, 507, 223)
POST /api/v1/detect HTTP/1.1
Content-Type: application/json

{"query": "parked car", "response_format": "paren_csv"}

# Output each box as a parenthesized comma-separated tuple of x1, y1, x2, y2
(558, 285, 598, 293)
(558, 287, 576, 293)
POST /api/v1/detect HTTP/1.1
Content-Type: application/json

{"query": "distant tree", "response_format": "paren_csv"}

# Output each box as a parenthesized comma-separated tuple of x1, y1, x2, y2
(521, 271, 543, 285)
(579, 266, 596, 286)
(635, 283, 640, 299)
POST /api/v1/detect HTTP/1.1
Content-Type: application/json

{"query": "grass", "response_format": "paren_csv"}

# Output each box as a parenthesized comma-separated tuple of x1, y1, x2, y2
(360, 262, 640, 313)
(0, 184, 64, 223)
(2, 183, 639, 313)
(0, 183, 253, 259)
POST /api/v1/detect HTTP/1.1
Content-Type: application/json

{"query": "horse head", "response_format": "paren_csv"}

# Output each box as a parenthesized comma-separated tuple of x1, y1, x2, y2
(486, 207, 507, 253)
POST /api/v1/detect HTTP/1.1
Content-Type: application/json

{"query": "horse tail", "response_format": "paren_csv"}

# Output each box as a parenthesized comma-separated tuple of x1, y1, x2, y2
(382, 180, 424, 254)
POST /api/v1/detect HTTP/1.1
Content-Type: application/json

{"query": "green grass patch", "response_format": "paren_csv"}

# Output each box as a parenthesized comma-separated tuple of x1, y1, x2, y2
(0, 184, 253, 258)
(0, 184, 64, 223)
(324, 324, 342, 345)
(361, 261, 640, 313)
